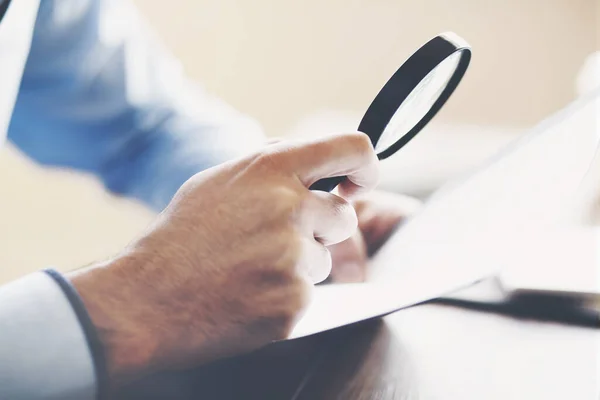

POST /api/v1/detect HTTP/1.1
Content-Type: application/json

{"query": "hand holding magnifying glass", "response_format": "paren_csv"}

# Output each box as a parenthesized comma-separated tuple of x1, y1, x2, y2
(310, 32, 472, 192)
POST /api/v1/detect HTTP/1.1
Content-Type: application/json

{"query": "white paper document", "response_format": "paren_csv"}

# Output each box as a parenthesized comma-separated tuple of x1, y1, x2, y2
(290, 91, 600, 339)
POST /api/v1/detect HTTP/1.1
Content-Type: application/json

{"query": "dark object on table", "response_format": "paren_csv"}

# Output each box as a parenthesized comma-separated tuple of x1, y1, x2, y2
(433, 277, 600, 328)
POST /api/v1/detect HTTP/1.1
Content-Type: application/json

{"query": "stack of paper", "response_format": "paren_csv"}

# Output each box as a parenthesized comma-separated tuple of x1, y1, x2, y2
(290, 91, 600, 339)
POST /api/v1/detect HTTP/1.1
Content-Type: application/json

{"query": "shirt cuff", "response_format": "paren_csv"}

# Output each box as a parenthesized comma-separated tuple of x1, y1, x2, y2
(0, 271, 100, 400)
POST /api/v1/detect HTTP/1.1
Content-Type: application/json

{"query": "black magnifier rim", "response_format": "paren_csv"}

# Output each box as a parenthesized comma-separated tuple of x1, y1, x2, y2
(358, 33, 472, 161)
(0, 0, 11, 23)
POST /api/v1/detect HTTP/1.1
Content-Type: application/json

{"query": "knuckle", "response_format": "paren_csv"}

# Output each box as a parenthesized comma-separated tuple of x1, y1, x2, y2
(321, 195, 358, 242)
(259, 185, 304, 225)
(270, 228, 304, 274)
(348, 131, 373, 152)
(339, 206, 359, 237)
(283, 230, 305, 267)
(253, 145, 297, 172)
(253, 151, 281, 171)
(252, 142, 297, 172)
(272, 185, 302, 212)
(331, 195, 355, 220)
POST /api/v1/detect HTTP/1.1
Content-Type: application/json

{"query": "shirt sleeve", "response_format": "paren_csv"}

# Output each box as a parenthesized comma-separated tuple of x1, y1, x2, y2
(7, 0, 266, 211)
(0, 271, 97, 400)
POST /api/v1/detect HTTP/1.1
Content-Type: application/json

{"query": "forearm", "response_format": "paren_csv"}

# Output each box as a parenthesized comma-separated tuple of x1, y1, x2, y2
(8, 0, 266, 211)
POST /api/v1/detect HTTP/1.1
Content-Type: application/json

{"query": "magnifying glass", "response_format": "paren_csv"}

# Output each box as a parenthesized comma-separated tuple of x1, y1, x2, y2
(311, 32, 472, 192)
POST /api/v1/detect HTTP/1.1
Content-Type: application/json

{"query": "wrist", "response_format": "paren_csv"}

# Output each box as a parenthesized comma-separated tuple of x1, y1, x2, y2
(67, 254, 158, 388)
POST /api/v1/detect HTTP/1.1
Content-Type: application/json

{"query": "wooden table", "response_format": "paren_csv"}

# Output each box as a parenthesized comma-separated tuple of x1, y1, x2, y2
(116, 299, 599, 400)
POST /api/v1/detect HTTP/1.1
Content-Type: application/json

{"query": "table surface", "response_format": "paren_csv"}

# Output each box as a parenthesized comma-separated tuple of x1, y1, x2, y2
(117, 301, 600, 400)
(116, 93, 600, 400)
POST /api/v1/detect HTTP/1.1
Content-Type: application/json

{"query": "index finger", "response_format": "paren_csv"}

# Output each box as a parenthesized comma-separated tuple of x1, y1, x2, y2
(269, 132, 380, 196)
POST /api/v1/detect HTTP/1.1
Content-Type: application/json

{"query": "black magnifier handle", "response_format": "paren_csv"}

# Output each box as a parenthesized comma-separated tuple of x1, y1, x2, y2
(309, 176, 346, 192)
(308, 33, 472, 193)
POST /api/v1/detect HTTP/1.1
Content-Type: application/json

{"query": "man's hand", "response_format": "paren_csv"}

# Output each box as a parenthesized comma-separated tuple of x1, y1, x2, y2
(68, 133, 379, 387)
(329, 191, 422, 283)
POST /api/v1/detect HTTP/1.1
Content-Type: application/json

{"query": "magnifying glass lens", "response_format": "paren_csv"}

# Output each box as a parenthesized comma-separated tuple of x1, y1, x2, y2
(374, 51, 462, 153)
(310, 33, 471, 193)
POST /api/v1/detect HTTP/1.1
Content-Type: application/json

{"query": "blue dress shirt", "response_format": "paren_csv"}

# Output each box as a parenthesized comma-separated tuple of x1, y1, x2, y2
(8, 0, 264, 211)
(0, 1, 265, 399)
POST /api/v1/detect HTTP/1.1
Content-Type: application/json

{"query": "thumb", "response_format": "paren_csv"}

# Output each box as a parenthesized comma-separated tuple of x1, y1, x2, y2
(328, 230, 368, 283)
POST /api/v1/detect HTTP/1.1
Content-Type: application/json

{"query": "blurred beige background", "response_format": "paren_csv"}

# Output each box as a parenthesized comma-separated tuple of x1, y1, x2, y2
(135, 0, 598, 134)
(0, 0, 598, 283)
